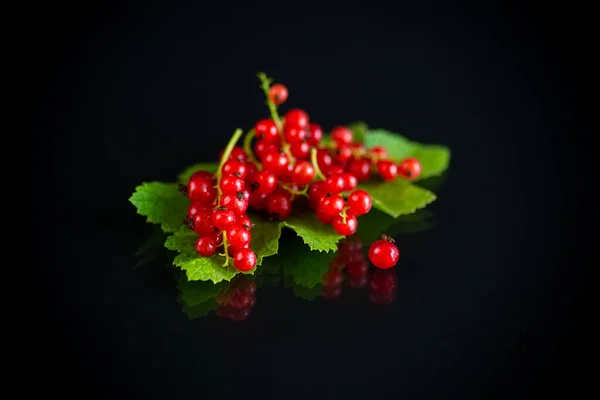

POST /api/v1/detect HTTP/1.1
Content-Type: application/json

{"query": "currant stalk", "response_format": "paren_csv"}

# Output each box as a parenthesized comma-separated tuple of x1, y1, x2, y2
(311, 148, 327, 180)
(243, 128, 260, 167)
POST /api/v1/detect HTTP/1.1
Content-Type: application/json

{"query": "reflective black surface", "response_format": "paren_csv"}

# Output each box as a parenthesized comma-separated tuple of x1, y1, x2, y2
(39, 1, 587, 398)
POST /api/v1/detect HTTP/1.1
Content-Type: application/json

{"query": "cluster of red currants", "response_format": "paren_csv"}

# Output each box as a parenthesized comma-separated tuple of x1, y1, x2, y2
(214, 276, 257, 322)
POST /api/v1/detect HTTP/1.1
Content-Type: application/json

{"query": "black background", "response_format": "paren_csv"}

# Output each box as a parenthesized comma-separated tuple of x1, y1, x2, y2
(36, 0, 590, 398)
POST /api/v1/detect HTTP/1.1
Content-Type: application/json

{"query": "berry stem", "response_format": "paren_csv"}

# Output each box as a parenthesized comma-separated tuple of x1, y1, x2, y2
(280, 182, 310, 199)
(311, 148, 327, 180)
(340, 207, 349, 224)
(243, 128, 261, 168)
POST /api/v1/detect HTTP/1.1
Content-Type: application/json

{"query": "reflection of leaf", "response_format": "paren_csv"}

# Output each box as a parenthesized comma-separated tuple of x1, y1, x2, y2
(351, 179, 436, 218)
(177, 163, 219, 184)
(182, 299, 219, 320)
(129, 182, 189, 233)
(281, 236, 335, 288)
(177, 279, 229, 307)
(294, 284, 322, 300)
(132, 227, 169, 268)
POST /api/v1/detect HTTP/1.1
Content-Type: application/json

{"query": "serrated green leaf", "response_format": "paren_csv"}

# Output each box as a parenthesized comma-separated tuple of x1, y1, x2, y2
(177, 279, 229, 307)
(348, 121, 368, 143)
(182, 299, 219, 320)
(177, 163, 219, 184)
(364, 130, 450, 179)
(249, 216, 281, 264)
(281, 207, 344, 252)
(352, 179, 436, 218)
(129, 182, 188, 233)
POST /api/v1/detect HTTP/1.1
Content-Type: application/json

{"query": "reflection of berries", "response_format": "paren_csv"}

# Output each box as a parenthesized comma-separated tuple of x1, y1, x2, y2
(322, 285, 342, 300)
(215, 276, 257, 321)
(322, 270, 343, 288)
(368, 235, 400, 269)
(368, 269, 397, 305)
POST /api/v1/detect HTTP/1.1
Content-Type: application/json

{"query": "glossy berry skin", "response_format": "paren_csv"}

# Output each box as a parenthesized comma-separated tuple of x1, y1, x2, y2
(254, 139, 278, 160)
(252, 170, 278, 195)
(262, 150, 290, 176)
(347, 158, 371, 181)
(331, 214, 358, 236)
(233, 248, 257, 272)
(254, 119, 279, 143)
(195, 235, 217, 257)
(211, 232, 224, 246)
(219, 192, 248, 216)
(193, 211, 217, 235)
(229, 147, 248, 163)
(323, 174, 346, 194)
(237, 214, 253, 231)
(268, 83, 288, 105)
(308, 181, 326, 209)
(316, 149, 333, 172)
(334, 145, 353, 163)
(376, 160, 398, 182)
(347, 190, 372, 216)
(190, 170, 213, 181)
(244, 162, 258, 184)
(341, 173, 358, 191)
(221, 160, 247, 180)
(220, 174, 245, 194)
(316, 206, 334, 224)
(370, 146, 388, 160)
(326, 165, 345, 177)
(187, 176, 217, 204)
(284, 109, 309, 129)
(226, 224, 252, 248)
(330, 126, 353, 145)
(266, 192, 292, 219)
(368, 239, 400, 269)
(319, 194, 345, 217)
(290, 141, 310, 160)
(292, 161, 316, 186)
(307, 123, 323, 145)
(187, 201, 211, 218)
(284, 125, 306, 144)
(397, 157, 422, 180)
(212, 207, 237, 230)
(248, 191, 268, 210)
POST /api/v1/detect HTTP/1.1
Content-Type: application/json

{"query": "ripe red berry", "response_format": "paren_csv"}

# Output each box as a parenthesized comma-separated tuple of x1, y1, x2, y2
(350, 142, 367, 156)
(323, 174, 346, 194)
(347, 189, 372, 216)
(262, 150, 290, 176)
(284, 109, 309, 129)
(368, 238, 400, 269)
(331, 213, 358, 236)
(268, 83, 288, 105)
(233, 248, 257, 272)
(290, 141, 311, 160)
(370, 146, 388, 160)
(212, 207, 236, 230)
(237, 214, 253, 231)
(292, 161, 316, 186)
(397, 157, 422, 180)
(190, 170, 213, 181)
(220, 174, 245, 194)
(187, 175, 217, 204)
(219, 192, 248, 216)
(248, 191, 268, 210)
(195, 235, 217, 257)
(307, 123, 323, 145)
(347, 158, 371, 181)
(283, 125, 306, 144)
(341, 173, 358, 191)
(319, 194, 345, 217)
(252, 170, 278, 195)
(254, 139, 278, 160)
(192, 210, 217, 235)
(376, 160, 398, 181)
(333, 144, 352, 163)
(266, 191, 292, 219)
(330, 126, 353, 145)
(244, 162, 258, 184)
(316, 206, 334, 224)
(316, 149, 333, 172)
(226, 224, 252, 248)
(325, 165, 345, 177)
(221, 159, 247, 180)
(308, 181, 326, 209)
(228, 147, 248, 163)
(254, 119, 279, 143)
(211, 232, 224, 246)
(187, 201, 211, 218)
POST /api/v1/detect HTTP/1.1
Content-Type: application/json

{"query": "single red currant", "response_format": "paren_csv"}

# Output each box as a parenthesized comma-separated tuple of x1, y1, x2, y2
(325, 165, 345, 177)
(254, 119, 279, 143)
(397, 157, 422, 180)
(219, 192, 248, 216)
(192, 210, 217, 235)
(292, 161, 316, 186)
(316, 206, 334, 223)
(318, 194, 345, 217)
(268, 83, 288, 105)
(370, 146, 388, 160)
(347, 189, 372, 216)
(221, 159, 247, 180)
(308, 181, 326, 209)
(219, 174, 245, 194)
(284, 109, 309, 129)
(212, 207, 236, 230)
(307, 123, 323, 145)
(266, 192, 292, 219)
(278, 163, 294, 183)
(376, 160, 398, 182)
(244, 162, 258, 184)
(210, 232, 224, 246)
(248, 191, 268, 210)
(237, 214, 253, 231)
(226, 224, 252, 248)
(190, 170, 213, 181)
(350, 142, 367, 156)
(254, 139, 278, 160)
(233, 248, 257, 272)
(290, 141, 311, 160)
(333, 145, 353, 163)
(341, 173, 358, 191)
(368, 237, 400, 269)
(330, 126, 353, 145)
(187, 201, 211, 219)
(195, 235, 217, 257)
(316, 149, 333, 172)
(262, 150, 290, 176)
(331, 213, 358, 236)
(187, 176, 217, 204)
(252, 170, 277, 195)
(284, 125, 307, 144)
(347, 158, 371, 181)
(323, 174, 346, 194)
(228, 147, 248, 163)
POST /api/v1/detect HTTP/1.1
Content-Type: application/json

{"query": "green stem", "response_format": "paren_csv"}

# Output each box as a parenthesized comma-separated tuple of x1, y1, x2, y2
(311, 148, 326, 180)
(243, 128, 261, 168)
(340, 207, 349, 224)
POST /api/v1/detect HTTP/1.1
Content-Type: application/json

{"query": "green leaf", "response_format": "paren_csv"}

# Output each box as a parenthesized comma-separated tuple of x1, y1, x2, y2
(182, 299, 219, 320)
(129, 182, 188, 233)
(281, 206, 344, 252)
(177, 279, 229, 307)
(177, 163, 219, 184)
(348, 121, 368, 143)
(364, 129, 451, 179)
(352, 179, 436, 218)
(281, 236, 335, 288)
(249, 216, 281, 265)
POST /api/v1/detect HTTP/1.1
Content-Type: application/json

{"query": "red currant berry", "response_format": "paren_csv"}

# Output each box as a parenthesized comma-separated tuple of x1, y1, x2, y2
(397, 157, 422, 180)
(192, 210, 217, 235)
(187, 176, 217, 204)
(244, 162, 259, 184)
(254, 139, 278, 160)
(233, 248, 257, 272)
(228, 147, 248, 163)
(292, 161, 316, 186)
(325, 165, 345, 177)
(187, 201, 211, 218)
(221, 159, 247, 180)
(370, 146, 388, 160)
(308, 181, 326, 209)
(318, 194, 345, 217)
(219, 192, 248, 216)
(330, 126, 353, 145)
(316, 206, 334, 223)
(252, 170, 277, 195)
(248, 191, 268, 210)
(228, 291, 252, 309)
(368, 238, 400, 269)
(316, 149, 333, 171)
(220, 174, 245, 194)
(237, 214, 253, 231)
(262, 150, 290, 176)
(278, 163, 294, 183)
(195, 235, 217, 257)
(323, 174, 346, 194)
(190, 170, 213, 181)
(284, 125, 307, 144)
(268, 83, 288, 105)
(341, 173, 358, 191)
(211, 232, 224, 246)
(334, 144, 352, 163)
(331, 213, 358, 236)
(226, 224, 251, 248)
(347, 158, 372, 181)
(266, 191, 292, 219)
(307, 123, 323, 145)
(284, 109, 309, 129)
(350, 142, 367, 156)
(376, 160, 398, 181)
(212, 207, 236, 230)
(347, 189, 372, 216)
(254, 119, 279, 143)
(290, 141, 311, 160)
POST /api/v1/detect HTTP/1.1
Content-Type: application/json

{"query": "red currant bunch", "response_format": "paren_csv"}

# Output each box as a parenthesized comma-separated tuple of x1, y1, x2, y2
(214, 277, 257, 321)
